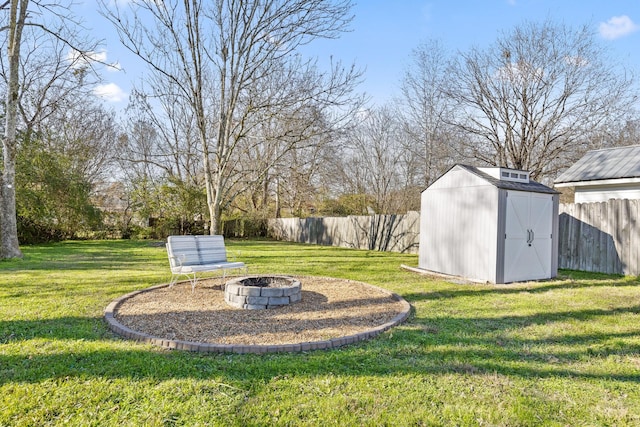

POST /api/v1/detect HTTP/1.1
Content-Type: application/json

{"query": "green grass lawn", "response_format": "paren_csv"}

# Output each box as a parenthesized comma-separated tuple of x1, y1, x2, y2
(1, 239, 639, 426)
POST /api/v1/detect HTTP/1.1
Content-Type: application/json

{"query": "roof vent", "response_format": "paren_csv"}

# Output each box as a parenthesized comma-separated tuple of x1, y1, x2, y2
(479, 167, 530, 183)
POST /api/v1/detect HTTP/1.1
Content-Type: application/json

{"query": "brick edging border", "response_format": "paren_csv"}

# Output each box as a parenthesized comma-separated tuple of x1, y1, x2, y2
(103, 276, 411, 354)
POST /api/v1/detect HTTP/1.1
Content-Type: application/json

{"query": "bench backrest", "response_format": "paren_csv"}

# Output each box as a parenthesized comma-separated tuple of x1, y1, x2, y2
(195, 235, 229, 264)
(167, 235, 228, 266)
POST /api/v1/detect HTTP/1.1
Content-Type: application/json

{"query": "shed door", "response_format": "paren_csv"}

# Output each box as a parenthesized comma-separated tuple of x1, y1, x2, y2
(503, 191, 554, 283)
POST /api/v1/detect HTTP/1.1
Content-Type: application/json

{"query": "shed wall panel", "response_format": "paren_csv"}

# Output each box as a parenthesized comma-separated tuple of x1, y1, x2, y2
(419, 182, 499, 282)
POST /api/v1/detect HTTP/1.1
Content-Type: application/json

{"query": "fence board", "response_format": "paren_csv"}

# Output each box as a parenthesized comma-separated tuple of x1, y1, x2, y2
(630, 200, 640, 275)
(620, 200, 631, 274)
(565, 209, 574, 270)
(610, 200, 621, 274)
(577, 203, 587, 272)
(598, 202, 610, 274)
(590, 203, 600, 272)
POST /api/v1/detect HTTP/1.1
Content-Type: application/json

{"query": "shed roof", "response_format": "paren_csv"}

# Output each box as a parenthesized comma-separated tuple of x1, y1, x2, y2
(454, 164, 558, 194)
(555, 145, 640, 184)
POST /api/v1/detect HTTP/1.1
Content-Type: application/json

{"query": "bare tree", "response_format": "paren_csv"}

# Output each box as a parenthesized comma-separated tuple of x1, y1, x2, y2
(399, 39, 461, 187)
(33, 96, 117, 186)
(101, 0, 362, 234)
(0, 0, 101, 258)
(341, 107, 411, 214)
(0, 0, 28, 258)
(121, 86, 205, 187)
(612, 118, 640, 148)
(116, 85, 210, 233)
(224, 54, 360, 219)
(263, 128, 338, 218)
(447, 20, 638, 180)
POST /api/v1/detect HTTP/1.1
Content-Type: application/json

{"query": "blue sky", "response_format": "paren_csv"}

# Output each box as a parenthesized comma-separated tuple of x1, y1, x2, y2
(80, 0, 640, 109)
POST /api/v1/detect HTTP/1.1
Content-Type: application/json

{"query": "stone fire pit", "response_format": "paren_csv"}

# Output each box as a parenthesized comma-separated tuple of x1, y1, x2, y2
(224, 275, 302, 309)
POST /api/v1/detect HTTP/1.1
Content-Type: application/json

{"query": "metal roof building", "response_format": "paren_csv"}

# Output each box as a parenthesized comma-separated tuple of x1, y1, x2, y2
(555, 145, 640, 203)
(419, 164, 559, 284)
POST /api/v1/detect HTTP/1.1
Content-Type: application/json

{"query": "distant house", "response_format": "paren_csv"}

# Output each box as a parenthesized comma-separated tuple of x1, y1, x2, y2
(555, 145, 640, 203)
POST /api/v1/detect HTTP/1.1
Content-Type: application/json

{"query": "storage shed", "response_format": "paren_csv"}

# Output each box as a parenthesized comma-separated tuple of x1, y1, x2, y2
(555, 145, 640, 203)
(419, 164, 559, 284)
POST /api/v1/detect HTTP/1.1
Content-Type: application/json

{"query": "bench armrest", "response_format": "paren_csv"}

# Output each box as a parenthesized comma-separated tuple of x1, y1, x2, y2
(168, 253, 186, 268)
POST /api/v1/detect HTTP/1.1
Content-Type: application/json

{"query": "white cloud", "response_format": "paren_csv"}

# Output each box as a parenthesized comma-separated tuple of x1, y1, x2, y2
(93, 83, 127, 103)
(67, 49, 108, 67)
(106, 61, 123, 72)
(495, 61, 544, 84)
(106, 0, 134, 6)
(599, 15, 639, 40)
(564, 55, 589, 67)
(66, 49, 123, 72)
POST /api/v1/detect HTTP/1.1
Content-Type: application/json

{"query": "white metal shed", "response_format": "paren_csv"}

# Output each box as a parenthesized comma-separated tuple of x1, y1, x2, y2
(419, 164, 559, 284)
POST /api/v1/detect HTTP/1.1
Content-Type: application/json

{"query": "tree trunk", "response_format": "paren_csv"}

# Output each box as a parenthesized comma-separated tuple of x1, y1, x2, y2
(201, 140, 218, 235)
(208, 181, 222, 235)
(1, 0, 27, 259)
(275, 176, 281, 218)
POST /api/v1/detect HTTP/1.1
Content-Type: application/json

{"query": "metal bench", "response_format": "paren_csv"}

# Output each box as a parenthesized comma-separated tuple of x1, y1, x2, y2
(166, 235, 247, 291)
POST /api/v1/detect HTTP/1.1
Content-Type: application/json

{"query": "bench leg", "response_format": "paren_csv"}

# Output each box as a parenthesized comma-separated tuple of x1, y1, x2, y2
(169, 272, 198, 292)
(169, 274, 179, 287)
(190, 273, 198, 293)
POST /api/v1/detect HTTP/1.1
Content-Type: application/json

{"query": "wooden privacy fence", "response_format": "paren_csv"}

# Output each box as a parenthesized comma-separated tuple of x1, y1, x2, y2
(268, 212, 420, 254)
(558, 199, 640, 276)
(269, 201, 640, 275)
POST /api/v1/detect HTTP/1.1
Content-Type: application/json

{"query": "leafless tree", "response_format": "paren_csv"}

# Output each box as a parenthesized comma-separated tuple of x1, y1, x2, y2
(1, 29, 113, 185)
(340, 106, 413, 214)
(446, 20, 638, 180)
(399, 39, 462, 187)
(34, 96, 118, 186)
(120, 85, 205, 188)
(612, 119, 640, 147)
(101, 0, 362, 234)
(0, 0, 101, 258)
(265, 128, 338, 218)
(116, 84, 211, 232)
(224, 54, 360, 218)
(0, 0, 28, 258)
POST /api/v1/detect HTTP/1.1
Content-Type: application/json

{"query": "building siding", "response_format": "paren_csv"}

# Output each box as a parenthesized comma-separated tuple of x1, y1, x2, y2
(575, 184, 640, 203)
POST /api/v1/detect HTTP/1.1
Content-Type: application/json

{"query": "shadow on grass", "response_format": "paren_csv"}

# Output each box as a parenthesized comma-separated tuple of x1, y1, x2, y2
(404, 276, 640, 302)
(2, 301, 639, 386)
(0, 241, 168, 272)
(0, 316, 110, 343)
